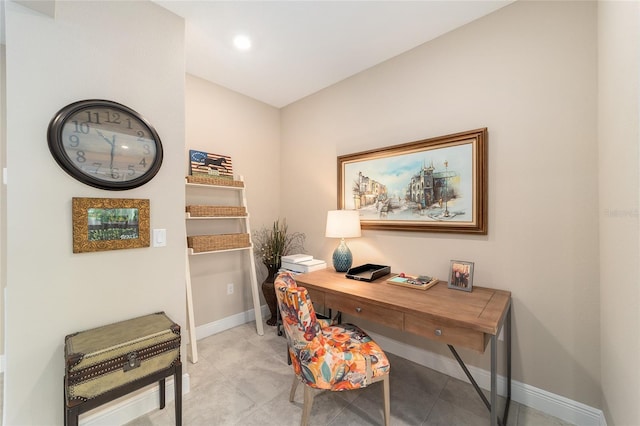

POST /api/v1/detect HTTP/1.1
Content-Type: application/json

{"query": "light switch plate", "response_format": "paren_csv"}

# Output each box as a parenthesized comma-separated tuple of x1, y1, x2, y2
(153, 229, 166, 247)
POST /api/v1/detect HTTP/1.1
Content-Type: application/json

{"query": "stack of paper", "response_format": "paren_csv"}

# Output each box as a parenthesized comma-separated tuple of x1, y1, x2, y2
(281, 254, 327, 273)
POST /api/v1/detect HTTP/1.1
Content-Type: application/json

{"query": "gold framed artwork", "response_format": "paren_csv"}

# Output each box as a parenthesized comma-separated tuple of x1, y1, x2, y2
(72, 197, 150, 253)
(337, 128, 487, 234)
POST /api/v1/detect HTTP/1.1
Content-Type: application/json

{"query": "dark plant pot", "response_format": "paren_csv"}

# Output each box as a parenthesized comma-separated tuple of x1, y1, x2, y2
(261, 265, 279, 326)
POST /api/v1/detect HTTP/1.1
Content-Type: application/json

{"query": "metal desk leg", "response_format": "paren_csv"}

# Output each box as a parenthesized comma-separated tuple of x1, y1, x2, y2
(493, 303, 512, 425)
(491, 334, 498, 426)
(491, 303, 512, 426)
(505, 305, 512, 423)
(449, 303, 512, 426)
(449, 345, 491, 411)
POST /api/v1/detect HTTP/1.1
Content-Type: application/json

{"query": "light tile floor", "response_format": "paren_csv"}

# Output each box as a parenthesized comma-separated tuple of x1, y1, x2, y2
(126, 321, 574, 426)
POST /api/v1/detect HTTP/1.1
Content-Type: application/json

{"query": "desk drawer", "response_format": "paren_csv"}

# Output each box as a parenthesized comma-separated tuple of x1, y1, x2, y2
(405, 313, 488, 353)
(305, 287, 325, 307)
(306, 287, 326, 315)
(325, 293, 403, 330)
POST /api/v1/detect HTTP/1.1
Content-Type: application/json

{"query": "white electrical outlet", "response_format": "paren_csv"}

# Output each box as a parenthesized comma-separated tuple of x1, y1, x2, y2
(227, 283, 234, 295)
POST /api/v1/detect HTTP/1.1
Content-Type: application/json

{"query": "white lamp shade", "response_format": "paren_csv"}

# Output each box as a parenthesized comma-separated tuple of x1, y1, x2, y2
(325, 210, 362, 238)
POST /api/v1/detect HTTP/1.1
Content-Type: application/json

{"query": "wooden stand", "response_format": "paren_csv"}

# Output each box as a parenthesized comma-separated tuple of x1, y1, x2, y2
(185, 176, 264, 363)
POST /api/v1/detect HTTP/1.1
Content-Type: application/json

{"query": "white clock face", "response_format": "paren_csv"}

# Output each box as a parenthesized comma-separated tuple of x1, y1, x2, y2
(49, 100, 163, 190)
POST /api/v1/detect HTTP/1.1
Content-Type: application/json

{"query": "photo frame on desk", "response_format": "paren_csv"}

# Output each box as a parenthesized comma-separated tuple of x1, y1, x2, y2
(448, 260, 474, 292)
(337, 128, 487, 234)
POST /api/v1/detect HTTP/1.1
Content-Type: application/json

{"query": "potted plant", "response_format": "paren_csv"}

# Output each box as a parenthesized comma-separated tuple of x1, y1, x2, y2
(253, 219, 305, 325)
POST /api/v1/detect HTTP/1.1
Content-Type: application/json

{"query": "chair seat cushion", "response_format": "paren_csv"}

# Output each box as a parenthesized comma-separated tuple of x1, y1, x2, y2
(292, 323, 390, 391)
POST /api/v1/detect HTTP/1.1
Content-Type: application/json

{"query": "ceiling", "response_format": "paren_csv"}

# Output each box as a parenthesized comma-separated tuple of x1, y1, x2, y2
(1, 1, 514, 108)
(154, 1, 513, 108)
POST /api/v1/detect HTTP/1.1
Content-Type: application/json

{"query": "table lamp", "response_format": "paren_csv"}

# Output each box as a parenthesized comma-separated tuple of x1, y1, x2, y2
(325, 210, 362, 272)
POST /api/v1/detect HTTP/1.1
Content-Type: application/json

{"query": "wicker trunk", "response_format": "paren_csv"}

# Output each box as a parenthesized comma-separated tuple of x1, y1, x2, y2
(64, 312, 182, 426)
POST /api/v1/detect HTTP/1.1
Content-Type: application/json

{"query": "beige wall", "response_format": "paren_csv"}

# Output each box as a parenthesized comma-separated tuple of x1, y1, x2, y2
(281, 0, 601, 409)
(185, 74, 281, 326)
(3, 0, 639, 424)
(598, 1, 640, 425)
(4, 1, 186, 423)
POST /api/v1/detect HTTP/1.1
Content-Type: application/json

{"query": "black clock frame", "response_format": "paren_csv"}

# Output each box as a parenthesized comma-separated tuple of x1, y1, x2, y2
(47, 99, 163, 191)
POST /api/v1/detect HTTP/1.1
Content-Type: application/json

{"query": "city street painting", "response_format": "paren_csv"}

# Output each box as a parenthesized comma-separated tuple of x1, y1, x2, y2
(338, 128, 487, 234)
(72, 197, 150, 253)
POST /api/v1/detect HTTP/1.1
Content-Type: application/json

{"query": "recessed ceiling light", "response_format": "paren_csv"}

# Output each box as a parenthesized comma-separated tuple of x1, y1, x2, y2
(233, 35, 252, 51)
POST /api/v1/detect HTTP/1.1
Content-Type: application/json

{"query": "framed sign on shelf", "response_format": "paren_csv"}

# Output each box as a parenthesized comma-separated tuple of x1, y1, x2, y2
(337, 128, 487, 234)
(72, 197, 150, 253)
(188, 150, 233, 179)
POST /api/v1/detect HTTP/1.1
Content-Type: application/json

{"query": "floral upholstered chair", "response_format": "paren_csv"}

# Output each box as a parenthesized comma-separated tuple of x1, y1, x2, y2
(274, 271, 391, 426)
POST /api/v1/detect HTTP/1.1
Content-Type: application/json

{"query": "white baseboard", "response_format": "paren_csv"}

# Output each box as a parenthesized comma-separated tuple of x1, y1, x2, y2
(194, 304, 270, 342)
(81, 374, 190, 426)
(367, 331, 606, 426)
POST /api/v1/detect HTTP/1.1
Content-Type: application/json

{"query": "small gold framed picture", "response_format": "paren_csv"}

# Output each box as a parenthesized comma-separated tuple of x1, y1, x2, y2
(72, 197, 150, 253)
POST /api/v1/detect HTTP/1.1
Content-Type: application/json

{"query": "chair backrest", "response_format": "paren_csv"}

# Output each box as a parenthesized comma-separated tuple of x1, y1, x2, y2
(275, 271, 392, 393)
(274, 272, 325, 352)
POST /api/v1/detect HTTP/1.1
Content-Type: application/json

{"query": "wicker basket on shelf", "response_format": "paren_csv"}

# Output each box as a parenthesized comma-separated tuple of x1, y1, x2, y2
(186, 175, 244, 187)
(186, 205, 247, 217)
(187, 233, 251, 253)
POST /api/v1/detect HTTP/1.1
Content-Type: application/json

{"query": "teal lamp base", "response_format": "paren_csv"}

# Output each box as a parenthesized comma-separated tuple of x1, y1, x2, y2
(332, 238, 353, 272)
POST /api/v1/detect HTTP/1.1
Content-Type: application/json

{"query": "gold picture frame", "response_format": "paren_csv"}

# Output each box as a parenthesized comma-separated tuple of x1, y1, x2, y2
(72, 197, 150, 253)
(337, 128, 487, 234)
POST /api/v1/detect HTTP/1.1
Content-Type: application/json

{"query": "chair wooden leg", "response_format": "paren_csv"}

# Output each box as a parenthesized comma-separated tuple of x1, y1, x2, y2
(382, 374, 390, 426)
(289, 376, 299, 402)
(301, 385, 314, 426)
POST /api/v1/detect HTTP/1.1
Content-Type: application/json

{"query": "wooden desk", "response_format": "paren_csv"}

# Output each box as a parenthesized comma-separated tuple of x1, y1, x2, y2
(295, 269, 512, 426)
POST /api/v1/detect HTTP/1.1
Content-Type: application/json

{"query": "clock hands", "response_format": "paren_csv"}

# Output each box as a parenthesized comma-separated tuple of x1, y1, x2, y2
(95, 129, 117, 176)
(95, 129, 115, 147)
(109, 141, 115, 173)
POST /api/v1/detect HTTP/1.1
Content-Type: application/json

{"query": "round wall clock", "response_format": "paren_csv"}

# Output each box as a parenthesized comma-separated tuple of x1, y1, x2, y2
(47, 99, 163, 190)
